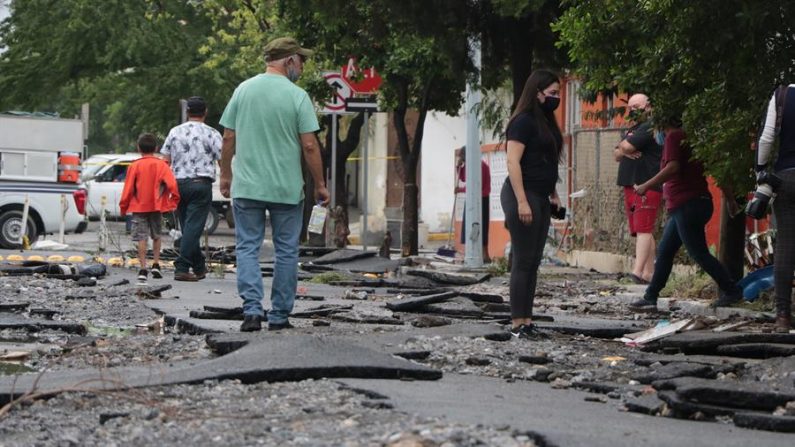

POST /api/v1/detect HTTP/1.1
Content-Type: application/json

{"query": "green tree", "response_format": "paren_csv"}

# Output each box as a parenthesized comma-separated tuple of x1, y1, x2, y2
(0, 0, 232, 150)
(555, 0, 795, 276)
(282, 0, 473, 255)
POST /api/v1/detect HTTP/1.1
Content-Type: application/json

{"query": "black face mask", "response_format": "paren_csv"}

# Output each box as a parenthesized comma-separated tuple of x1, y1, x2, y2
(627, 109, 647, 123)
(540, 96, 560, 112)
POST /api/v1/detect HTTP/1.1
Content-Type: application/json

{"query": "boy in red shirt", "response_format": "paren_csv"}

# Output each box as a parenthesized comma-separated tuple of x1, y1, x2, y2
(120, 133, 180, 282)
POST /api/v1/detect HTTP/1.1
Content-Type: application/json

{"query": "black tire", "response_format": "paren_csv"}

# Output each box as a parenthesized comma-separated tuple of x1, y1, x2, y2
(225, 208, 235, 229)
(0, 210, 38, 249)
(205, 207, 220, 235)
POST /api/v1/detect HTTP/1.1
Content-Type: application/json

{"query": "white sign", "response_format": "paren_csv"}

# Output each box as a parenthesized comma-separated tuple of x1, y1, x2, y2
(321, 72, 353, 114)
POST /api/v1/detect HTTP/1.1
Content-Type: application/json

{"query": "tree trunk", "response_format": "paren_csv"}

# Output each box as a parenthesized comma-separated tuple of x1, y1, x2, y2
(507, 15, 534, 106)
(401, 180, 419, 257)
(718, 196, 746, 281)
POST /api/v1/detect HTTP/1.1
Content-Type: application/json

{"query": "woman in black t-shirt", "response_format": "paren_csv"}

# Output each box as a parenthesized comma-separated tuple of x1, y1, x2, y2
(500, 69, 563, 339)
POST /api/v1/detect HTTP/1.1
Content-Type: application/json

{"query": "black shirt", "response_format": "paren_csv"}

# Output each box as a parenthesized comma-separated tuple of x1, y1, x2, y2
(616, 121, 662, 190)
(505, 112, 562, 196)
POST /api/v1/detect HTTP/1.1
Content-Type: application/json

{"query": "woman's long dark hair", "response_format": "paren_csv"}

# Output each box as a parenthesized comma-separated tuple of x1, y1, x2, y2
(504, 69, 563, 163)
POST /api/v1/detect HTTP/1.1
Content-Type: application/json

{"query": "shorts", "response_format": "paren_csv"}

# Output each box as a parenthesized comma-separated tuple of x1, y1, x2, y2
(131, 212, 162, 242)
(623, 186, 661, 236)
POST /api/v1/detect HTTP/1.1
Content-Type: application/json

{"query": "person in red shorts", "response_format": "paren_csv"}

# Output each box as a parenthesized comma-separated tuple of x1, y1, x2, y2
(120, 133, 180, 282)
(613, 93, 662, 284)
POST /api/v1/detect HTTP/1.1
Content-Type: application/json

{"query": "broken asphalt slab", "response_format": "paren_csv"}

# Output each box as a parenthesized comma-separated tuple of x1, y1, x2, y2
(310, 248, 378, 265)
(536, 316, 646, 339)
(338, 374, 795, 447)
(715, 343, 795, 358)
(0, 317, 86, 334)
(0, 335, 441, 406)
(653, 377, 795, 412)
(385, 291, 458, 311)
(406, 269, 490, 285)
(733, 412, 795, 433)
(631, 362, 715, 384)
(655, 331, 795, 354)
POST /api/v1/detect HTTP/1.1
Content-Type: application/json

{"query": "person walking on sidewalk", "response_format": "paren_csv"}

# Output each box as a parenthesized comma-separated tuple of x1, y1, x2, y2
(219, 37, 329, 332)
(455, 147, 492, 263)
(614, 93, 663, 284)
(632, 123, 742, 311)
(755, 84, 795, 333)
(119, 133, 180, 282)
(500, 69, 563, 339)
(161, 96, 222, 281)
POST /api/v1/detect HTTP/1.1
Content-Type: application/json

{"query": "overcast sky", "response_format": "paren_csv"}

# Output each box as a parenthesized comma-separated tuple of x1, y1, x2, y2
(0, 1, 8, 23)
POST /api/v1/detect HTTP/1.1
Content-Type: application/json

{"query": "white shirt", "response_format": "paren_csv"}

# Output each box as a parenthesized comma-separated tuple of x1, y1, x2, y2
(161, 121, 222, 180)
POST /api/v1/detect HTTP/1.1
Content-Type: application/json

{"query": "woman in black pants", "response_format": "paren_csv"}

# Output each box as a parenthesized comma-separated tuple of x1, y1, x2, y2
(500, 70, 563, 339)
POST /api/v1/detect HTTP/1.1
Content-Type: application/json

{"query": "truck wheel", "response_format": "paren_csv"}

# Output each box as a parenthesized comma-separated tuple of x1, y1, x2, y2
(225, 208, 235, 229)
(0, 210, 38, 249)
(204, 208, 220, 235)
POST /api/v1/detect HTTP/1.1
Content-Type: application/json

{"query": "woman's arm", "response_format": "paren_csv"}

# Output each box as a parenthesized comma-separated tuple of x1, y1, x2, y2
(635, 160, 679, 195)
(506, 140, 533, 225)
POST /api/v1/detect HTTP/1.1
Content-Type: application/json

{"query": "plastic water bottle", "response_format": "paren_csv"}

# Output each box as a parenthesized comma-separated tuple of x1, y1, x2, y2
(307, 204, 327, 234)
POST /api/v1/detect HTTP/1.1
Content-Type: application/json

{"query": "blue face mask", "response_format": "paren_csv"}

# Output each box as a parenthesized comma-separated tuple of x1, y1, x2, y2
(287, 66, 300, 83)
(654, 130, 665, 147)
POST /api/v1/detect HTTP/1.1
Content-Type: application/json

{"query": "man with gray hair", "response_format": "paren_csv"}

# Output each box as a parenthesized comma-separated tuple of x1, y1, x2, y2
(614, 93, 663, 284)
(220, 37, 329, 332)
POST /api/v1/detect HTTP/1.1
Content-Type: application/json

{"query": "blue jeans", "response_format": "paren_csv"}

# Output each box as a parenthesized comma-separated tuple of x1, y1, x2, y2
(644, 196, 740, 301)
(233, 198, 303, 324)
(176, 179, 212, 274)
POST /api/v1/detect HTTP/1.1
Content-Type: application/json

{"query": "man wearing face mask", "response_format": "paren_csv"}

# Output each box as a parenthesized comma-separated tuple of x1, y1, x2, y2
(613, 93, 663, 284)
(219, 37, 330, 332)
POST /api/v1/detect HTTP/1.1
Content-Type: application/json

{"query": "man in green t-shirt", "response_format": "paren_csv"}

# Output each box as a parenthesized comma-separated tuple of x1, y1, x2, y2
(219, 37, 329, 332)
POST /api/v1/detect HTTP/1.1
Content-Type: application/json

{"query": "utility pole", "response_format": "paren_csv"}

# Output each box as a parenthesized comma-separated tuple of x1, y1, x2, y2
(464, 37, 483, 267)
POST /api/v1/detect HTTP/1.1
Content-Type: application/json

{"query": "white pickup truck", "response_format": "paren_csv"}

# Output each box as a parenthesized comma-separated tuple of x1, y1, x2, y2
(0, 113, 87, 248)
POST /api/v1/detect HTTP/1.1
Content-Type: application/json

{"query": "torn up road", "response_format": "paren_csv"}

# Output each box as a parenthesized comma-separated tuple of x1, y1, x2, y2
(1, 249, 793, 446)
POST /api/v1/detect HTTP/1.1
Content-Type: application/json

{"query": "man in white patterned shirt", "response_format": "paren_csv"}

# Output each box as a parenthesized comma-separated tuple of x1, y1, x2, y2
(161, 96, 222, 281)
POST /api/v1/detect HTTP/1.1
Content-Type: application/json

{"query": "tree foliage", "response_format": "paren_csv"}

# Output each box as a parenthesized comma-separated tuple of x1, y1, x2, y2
(281, 0, 474, 255)
(555, 0, 795, 193)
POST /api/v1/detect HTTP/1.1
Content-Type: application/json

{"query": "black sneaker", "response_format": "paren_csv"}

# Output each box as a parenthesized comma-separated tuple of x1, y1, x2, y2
(629, 297, 657, 311)
(510, 323, 548, 340)
(240, 315, 263, 332)
(711, 290, 743, 308)
(137, 269, 148, 282)
(268, 320, 295, 331)
(150, 263, 163, 279)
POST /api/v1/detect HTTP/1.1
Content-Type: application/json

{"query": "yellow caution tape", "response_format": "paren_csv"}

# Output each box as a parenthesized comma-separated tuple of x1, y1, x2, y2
(67, 255, 85, 262)
(6, 255, 23, 262)
(27, 255, 44, 262)
(107, 257, 124, 267)
(47, 255, 65, 262)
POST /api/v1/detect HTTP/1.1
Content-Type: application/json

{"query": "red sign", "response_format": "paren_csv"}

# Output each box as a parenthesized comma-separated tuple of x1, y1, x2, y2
(341, 57, 382, 94)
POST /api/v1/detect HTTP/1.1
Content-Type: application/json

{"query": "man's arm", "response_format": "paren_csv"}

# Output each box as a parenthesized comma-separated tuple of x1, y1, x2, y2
(219, 129, 236, 198)
(300, 132, 330, 205)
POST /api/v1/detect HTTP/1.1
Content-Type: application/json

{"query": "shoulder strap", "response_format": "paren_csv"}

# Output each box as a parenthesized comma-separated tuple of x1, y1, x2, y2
(775, 85, 788, 133)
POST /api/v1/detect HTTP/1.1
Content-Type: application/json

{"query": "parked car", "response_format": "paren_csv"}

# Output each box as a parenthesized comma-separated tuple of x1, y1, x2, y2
(82, 153, 232, 234)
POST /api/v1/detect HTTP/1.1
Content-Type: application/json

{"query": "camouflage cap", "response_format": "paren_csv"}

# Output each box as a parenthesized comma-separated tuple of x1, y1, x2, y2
(264, 37, 313, 62)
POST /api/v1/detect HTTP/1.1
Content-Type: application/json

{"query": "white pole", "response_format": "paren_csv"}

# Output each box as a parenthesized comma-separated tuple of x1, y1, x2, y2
(327, 113, 338, 248)
(20, 194, 30, 246)
(464, 36, 483, 267)
(99, 195, 107, 252)
(362, 111, 370, 250)
(59, 194, 66, 244)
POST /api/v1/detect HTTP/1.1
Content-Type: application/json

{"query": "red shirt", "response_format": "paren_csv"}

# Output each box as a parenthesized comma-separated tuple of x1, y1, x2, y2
(119, 155, 180, 215)
(661, 128, 709, 211)
(457, 161, 491, 197)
